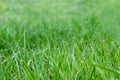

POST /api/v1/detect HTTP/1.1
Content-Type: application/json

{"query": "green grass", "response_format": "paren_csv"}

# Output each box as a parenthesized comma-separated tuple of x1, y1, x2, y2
(0, 0, 120, 80)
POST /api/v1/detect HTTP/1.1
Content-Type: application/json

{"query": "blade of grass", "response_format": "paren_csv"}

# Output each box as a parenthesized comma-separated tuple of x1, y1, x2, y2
(93, 64, 120, 75)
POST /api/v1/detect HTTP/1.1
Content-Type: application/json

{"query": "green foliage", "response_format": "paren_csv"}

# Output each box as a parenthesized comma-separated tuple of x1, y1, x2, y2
(0, 0, 120, 80)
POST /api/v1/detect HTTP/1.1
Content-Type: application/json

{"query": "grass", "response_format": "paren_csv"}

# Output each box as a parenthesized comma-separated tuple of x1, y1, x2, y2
(0, 0, 120, 80)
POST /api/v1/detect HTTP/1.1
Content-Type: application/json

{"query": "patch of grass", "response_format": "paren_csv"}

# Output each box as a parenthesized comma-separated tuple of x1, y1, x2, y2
(0, 0, 120, 80)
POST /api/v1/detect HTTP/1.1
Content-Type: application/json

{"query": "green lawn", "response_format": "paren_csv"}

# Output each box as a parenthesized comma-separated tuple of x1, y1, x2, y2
(0, 0, 120, 80)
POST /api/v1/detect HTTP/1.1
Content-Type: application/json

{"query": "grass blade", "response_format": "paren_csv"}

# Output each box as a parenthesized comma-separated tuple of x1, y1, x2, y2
(93, 64, 120, 75)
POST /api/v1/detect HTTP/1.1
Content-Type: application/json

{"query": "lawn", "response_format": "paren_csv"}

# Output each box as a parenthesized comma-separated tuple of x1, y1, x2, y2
(0, 0, 120, 80)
